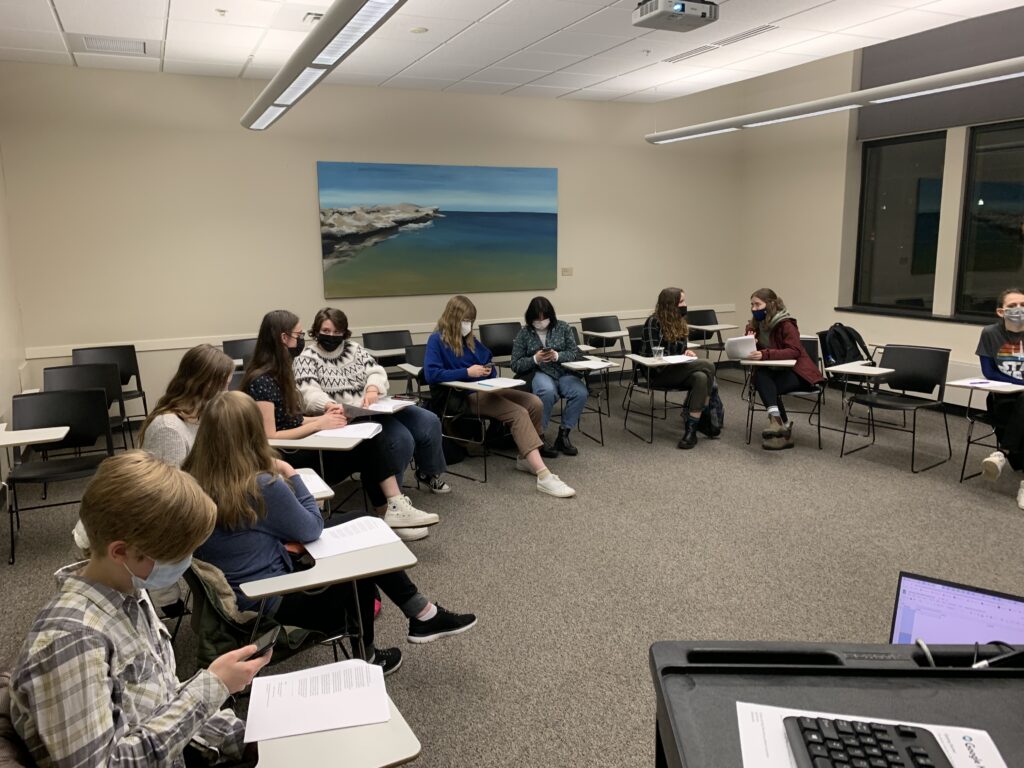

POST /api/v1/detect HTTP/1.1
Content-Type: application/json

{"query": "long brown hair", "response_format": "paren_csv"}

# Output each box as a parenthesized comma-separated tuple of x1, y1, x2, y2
(750, 288, 786, 334)
(139, 345, 234, 445)
(240, 310, 303, 417)
(436, 295, 477, 357)
(183, 391, 279, 530)
(654, 287, 688, 343)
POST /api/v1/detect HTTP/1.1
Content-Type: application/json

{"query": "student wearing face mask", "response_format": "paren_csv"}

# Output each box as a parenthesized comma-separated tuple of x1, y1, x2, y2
(976, 288, 1024, 506)
(745, 288, 824, 450)
(509, 296, 587, 456)
(294, 307, 450, 494)
(241, 310, 438, 540)
(641, 287, 720, 449)
(424, 295, 576, 498)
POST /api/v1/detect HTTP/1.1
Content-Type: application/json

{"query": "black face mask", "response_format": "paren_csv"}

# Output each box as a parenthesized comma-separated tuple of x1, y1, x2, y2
(317, 334, 344, 352)
(678, 306, 688, 318)
(288, 337, 305, 358)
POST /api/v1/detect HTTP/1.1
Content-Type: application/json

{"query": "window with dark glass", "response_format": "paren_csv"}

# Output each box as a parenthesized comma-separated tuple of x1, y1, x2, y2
(855, 133, 946, 312)
(957, 120, 1024, 318)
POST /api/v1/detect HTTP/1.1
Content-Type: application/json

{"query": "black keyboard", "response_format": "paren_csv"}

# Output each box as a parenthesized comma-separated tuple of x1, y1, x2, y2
(784, 716, 954, 768)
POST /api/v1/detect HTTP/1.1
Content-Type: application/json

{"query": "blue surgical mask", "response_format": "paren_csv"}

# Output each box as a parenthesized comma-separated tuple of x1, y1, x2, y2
(124, 554, 192, 591)
(752, 309, 767, 321)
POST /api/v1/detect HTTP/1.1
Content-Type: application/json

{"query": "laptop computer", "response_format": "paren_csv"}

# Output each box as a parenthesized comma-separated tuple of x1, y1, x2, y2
(724, 336, 757, 361)
(889, 571, 1024, 644)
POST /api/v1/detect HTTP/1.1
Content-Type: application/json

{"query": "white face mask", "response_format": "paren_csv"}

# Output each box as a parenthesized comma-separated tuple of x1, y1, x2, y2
(532, 319, 550, 331)
(460, 321, 473, 337)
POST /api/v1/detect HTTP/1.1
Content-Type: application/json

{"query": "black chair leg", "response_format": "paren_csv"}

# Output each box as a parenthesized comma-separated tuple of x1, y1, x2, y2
(8, 483, 18, 565)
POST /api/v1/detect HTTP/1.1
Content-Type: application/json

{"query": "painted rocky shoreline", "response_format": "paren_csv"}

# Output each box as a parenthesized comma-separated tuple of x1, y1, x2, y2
(320, 204, 443, 260)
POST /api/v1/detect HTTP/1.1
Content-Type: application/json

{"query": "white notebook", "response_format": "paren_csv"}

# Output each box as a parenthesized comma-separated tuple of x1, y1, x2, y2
(724, 336, 757, 360)
(303, 515, 400, 559)
(342, 397, 414, 420)
(316, 422, 383, 440)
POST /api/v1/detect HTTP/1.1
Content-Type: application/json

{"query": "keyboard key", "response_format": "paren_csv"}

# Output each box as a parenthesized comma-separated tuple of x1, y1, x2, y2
(827, 740, 844, 751)
(806, 732, 825, 744)
(865, 746, 883, 757)
(836, 720, 855, 735)
(907, 747, 928, 756)
(875, 732, 893, 743)
(801, 717, 819, 730)
(870, 723, 888, 733)
(814, 758, 835, 768)
(913, 759, 934, 767)
(810, 744, 829, 757)
(842, 736, 860, 747)
(819, 719, 840, 740)
(861, 736, 878, 746)
(897, 726, 918, 738)
(870, 759, 887, 768)
(854, 722, 873, 735)
(881, 744, 898, 754)
(849, 748, 866, 758)
(851, 761, 869, 768)
(831, 751, 851, 763)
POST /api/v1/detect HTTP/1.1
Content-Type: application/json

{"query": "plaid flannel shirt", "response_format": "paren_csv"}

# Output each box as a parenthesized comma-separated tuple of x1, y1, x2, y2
(9, 562, 245, 767)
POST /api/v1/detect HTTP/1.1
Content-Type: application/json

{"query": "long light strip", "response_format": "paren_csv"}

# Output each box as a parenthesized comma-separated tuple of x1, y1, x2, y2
(241, 0, 408, 131)
(646, 54, 1024, 144)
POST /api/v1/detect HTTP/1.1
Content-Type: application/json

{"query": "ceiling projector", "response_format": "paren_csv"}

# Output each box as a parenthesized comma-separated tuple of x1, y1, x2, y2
(632, 0, 719, 32)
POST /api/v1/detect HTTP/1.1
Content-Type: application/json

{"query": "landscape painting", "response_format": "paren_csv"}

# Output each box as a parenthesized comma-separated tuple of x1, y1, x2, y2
(317, 161, 558, 298)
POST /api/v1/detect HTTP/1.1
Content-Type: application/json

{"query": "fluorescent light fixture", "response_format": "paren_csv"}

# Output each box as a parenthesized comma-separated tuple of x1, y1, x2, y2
(276, 67, 328, 106)
(869, 70, 1024, 104)
(654, 127, 740, 144)
(241, 0, 409, 130)
(645, 54, 1024, 145)
(251, 105, 286, 131)
(315, 0, 399, 66)
(743, 104, 860, 128)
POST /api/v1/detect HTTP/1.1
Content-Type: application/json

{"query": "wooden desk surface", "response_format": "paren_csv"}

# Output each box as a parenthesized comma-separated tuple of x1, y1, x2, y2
(241, 540, 417, 600)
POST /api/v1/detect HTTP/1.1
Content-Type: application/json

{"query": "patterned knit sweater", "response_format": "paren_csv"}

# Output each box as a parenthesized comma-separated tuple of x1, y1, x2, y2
(293, 340, 390, 414)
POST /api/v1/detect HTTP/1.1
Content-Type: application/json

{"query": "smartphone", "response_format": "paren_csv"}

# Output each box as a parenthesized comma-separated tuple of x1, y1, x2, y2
(540, 347, 552, 353)
(245, 625, 281, 660)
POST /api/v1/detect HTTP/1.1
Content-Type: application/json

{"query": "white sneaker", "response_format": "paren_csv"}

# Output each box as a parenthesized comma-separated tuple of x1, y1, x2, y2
(515, 457, 535, 474)
(395, 527, 430, 542)
(537, 472, 575, 498)
(384, 495, 440, 528)
(982, 450, 1006, 481)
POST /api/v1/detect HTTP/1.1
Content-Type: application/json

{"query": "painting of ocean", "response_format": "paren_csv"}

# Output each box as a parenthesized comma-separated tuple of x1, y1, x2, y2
(317, 161, 558, 298)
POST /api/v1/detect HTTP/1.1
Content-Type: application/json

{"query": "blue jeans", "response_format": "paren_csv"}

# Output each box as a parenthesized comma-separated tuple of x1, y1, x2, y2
(378, 404, 447, 479)
(532, 372, 588, 430)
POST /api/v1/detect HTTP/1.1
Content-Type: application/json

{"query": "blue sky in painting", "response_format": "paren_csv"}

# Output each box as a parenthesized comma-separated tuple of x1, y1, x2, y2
(317, 162, 557, 213)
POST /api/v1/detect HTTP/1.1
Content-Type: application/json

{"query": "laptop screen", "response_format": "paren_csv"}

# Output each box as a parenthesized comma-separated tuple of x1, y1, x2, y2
(890, 572, 1024, 644)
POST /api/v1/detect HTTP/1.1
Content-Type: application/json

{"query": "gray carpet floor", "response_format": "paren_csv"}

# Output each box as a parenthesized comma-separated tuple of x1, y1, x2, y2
(3, 377, 1024, 767)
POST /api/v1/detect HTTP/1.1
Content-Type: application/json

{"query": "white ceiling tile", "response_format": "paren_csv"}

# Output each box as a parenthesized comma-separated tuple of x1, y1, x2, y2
(430, 37, 516, 66)
(529, 69, 610, 87)
(397, 59, 480, 79)
(559, 88, 621, 100)
(843, 8, 966, 37)
(0, 29, 66, 52)
(724, 50, 817, 73)
(616, 90, 668, 102)
(674, 45, 767, 69)
(164, 58, 244, 76)
(683, 67, 754, 86)
(468, 65, 545, 84)
(721, 26, 825, 51)
(53, 0, 166, 38)
(241, 64, 274, 79)
(775, 2, 905, 32)
(562, 0, 617, 5)
(469, 21, 552, 49)
(0, 47, 73, 65)
(780, 31, 884, 56)
(166, 19, 264, 49)
(444, 80, 513, 94)
(507, 83, 575, 97)
(0, 0, 60, 32)
(596, 36, 702, 64)
(74, 51, 161, 70)
(528, 30, 628, 56)
(923, 0, 1024, 13)
(258, 29, 307, 51)
(281, 0, 332, 6)
(400, 0, 507, 20)
(646, 78, 707, 96)
(500, 49, 582, 69)
(323, 70, 388, 85)
(270, 3, 333, 32)
(169, 0, 280, 28)
(164, 39, 252, 63)
(374, 13, 473, 44)
(558, 56, 638, 75)
(483, 0, 597, 30)
(381, 75, 452, 90)
(569, 6, 646, 36)
(876, 0, 935, 6)
(248, 48, 290, 67)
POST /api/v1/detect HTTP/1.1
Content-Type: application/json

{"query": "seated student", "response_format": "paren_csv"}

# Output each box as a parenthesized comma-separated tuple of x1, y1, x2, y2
(745, 288, 824, 450)
(509, 296, 587, 456)
(294, 307, 450, 494)
(976, 288, 1024, 506)
(424, 295, 576, 498)
(10, 451, 268, 767)
(241, 310, 437, 541)
(186, 392, 476, 676)
(640, 287, 720, 450)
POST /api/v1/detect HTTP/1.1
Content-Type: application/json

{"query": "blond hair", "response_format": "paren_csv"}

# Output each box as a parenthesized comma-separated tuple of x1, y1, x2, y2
(139, 344, 234, 445)
(436, 295, 477, 357)
(80, 451, 216, 561)
(183, 390, 278, 530)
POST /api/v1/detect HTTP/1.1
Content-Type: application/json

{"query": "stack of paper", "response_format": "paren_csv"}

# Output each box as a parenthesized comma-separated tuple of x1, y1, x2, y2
(317, 422, 383, 440)
(476, 377, 525, 388)
(662, 354, 698, 364)
(244, 660, 390, 742)
(568, 359, 613, 370)
(303, 515, 400, 559)
(343, 397, 415, 420)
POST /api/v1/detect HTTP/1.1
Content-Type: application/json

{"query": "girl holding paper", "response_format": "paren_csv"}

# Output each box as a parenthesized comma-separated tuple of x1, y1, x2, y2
(242, 310, 438, 539)
(187, 392, 476, 676)
(641, 287, 719, 450)
(424, 295, 576, 498)
(294, 307, 450, 495)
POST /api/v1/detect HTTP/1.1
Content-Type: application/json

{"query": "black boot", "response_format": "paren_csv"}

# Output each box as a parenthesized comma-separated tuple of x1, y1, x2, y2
(554, 426, 578, 456)
(539, 438, 559, 459)
(696, 409, 720, 438)
(677, 420, 699, 449)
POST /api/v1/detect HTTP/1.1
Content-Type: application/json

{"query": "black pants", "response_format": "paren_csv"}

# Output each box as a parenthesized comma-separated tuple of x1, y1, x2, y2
(987, 392, 1024, 470)
(273, 510, 425, 655)
(279, 434, 396, 509)
(753, 369, 811, 423)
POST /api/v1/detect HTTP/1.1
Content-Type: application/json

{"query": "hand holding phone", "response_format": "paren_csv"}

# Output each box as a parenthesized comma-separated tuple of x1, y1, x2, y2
(245, 625, 281, 660)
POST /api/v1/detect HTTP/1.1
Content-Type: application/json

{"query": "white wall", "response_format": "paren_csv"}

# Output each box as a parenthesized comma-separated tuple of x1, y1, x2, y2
(0, 141, 26, 431)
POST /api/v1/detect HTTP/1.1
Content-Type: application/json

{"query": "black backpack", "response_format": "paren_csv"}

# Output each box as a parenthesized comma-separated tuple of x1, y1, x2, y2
(822, 323, 872, 366)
